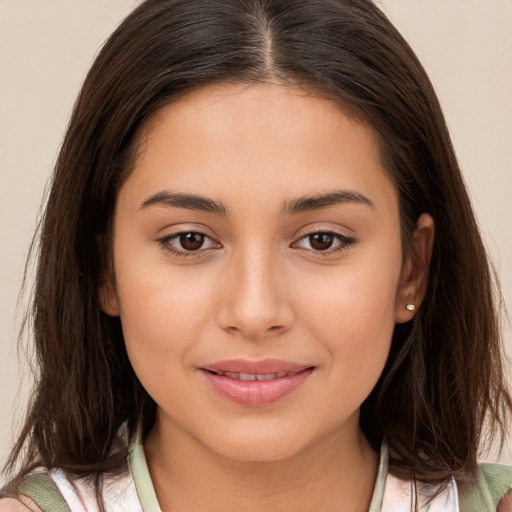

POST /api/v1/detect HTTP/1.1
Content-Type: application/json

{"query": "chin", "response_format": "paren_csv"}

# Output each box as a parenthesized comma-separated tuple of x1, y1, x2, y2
(197, 417, 345, 464)
(211, 434, 306, 463)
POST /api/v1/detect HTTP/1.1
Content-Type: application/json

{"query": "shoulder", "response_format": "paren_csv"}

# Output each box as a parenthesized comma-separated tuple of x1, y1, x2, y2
(1, 465, 141, 512)
(459, 462, 512, 512)
(1, 472, 70, 512)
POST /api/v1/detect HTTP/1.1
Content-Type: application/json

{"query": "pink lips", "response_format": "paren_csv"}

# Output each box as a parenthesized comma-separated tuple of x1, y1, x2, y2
(200, 359, 314, 406)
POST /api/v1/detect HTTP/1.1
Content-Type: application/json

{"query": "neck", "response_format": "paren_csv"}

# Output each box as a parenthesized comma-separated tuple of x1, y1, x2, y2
(144, 414, 379, 512)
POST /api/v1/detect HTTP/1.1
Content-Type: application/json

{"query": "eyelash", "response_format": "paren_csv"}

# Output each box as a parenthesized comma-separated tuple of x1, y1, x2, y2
(292, 231, 357, 254)
(158, 231, 219, 258)
(157, 230, 357, 257)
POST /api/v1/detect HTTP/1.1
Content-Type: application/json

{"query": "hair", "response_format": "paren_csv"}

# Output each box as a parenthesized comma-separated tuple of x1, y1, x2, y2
(3, 0, 511, 493)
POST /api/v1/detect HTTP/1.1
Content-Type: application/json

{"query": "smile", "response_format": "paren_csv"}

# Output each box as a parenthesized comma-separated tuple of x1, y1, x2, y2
(200, 359, 314, 406)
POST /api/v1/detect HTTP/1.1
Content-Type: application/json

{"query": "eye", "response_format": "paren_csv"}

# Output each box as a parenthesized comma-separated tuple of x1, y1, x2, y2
(293, 231, 355, 253)
(159, 231, 220, 255)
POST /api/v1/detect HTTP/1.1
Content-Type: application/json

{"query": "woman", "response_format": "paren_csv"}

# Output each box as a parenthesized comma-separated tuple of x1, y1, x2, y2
(1, 0, 511, 511)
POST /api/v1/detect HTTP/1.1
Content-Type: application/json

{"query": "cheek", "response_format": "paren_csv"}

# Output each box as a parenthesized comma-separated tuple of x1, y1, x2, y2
(300, 248, 401, 328)
(113, 256, 217, 386)
(115, 235, 217, 327)
(115, 278, 209, 416)
(296, 247, 401, 383)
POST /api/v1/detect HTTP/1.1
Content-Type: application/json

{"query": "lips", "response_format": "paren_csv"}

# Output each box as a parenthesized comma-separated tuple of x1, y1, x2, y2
(199, 359, 314, 406)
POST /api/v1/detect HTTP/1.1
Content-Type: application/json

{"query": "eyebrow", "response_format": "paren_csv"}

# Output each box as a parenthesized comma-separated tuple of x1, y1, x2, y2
(140, 189, 374, 216)
(140, 191, 228, 215)
(283, 190, 375, 215)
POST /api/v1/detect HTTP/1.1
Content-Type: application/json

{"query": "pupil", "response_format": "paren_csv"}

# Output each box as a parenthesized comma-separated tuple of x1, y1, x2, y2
(180, 232, 204, 251)
(310, 233, 334, 251)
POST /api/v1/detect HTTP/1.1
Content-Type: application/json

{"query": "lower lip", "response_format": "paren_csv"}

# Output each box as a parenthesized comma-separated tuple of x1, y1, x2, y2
(201, 369, 313, 406)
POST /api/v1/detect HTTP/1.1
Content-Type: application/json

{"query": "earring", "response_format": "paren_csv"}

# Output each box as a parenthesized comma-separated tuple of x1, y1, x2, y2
(406, 304, 416, 312)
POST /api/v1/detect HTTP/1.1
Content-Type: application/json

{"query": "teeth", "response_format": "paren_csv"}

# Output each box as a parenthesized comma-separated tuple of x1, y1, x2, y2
(239, 372, 257, 381)
(256, 373, 277, 381)
(214, 371, 294, 381)
(208, 367, 308, 380)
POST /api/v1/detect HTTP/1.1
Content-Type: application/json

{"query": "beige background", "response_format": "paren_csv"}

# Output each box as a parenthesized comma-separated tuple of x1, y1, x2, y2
(1, 1, 511, 479)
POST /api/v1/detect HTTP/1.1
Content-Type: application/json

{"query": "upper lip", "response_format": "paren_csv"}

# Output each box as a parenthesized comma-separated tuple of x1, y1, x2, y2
(200, 358, 313, 375)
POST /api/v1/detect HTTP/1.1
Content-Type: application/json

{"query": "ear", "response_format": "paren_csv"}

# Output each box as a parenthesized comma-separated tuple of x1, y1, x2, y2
(98, 270, 120, 317)
(395, 213, 435, 324)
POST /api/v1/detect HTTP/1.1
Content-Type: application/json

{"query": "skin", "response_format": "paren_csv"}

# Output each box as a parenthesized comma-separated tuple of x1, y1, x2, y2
(101, 82, 434, 512)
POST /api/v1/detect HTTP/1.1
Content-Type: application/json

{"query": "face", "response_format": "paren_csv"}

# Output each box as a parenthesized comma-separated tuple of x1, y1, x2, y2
(103, 83, 431, 462)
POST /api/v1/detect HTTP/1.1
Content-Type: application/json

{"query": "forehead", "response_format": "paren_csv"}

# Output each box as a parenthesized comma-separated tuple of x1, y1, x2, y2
(121, 82, 397, 216)
(139, 82, 366, 155)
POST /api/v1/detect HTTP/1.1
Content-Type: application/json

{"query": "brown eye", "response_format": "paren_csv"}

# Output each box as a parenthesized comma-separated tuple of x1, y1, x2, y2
(293, 231, 356, 254)
(309, 233, 335, 251)
(159, 231, 219, 255)
(179, 232, 205, 251)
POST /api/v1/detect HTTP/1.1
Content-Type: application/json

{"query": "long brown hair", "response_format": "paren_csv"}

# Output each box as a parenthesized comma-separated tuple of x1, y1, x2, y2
(3, 0, 511, 490)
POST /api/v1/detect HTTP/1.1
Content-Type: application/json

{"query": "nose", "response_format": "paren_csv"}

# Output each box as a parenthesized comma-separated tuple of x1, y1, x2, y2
(216, 248, 294, 341)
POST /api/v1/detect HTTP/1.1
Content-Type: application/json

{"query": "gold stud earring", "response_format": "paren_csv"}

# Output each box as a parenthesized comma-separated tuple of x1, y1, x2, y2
(406, 304, 416, 312)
